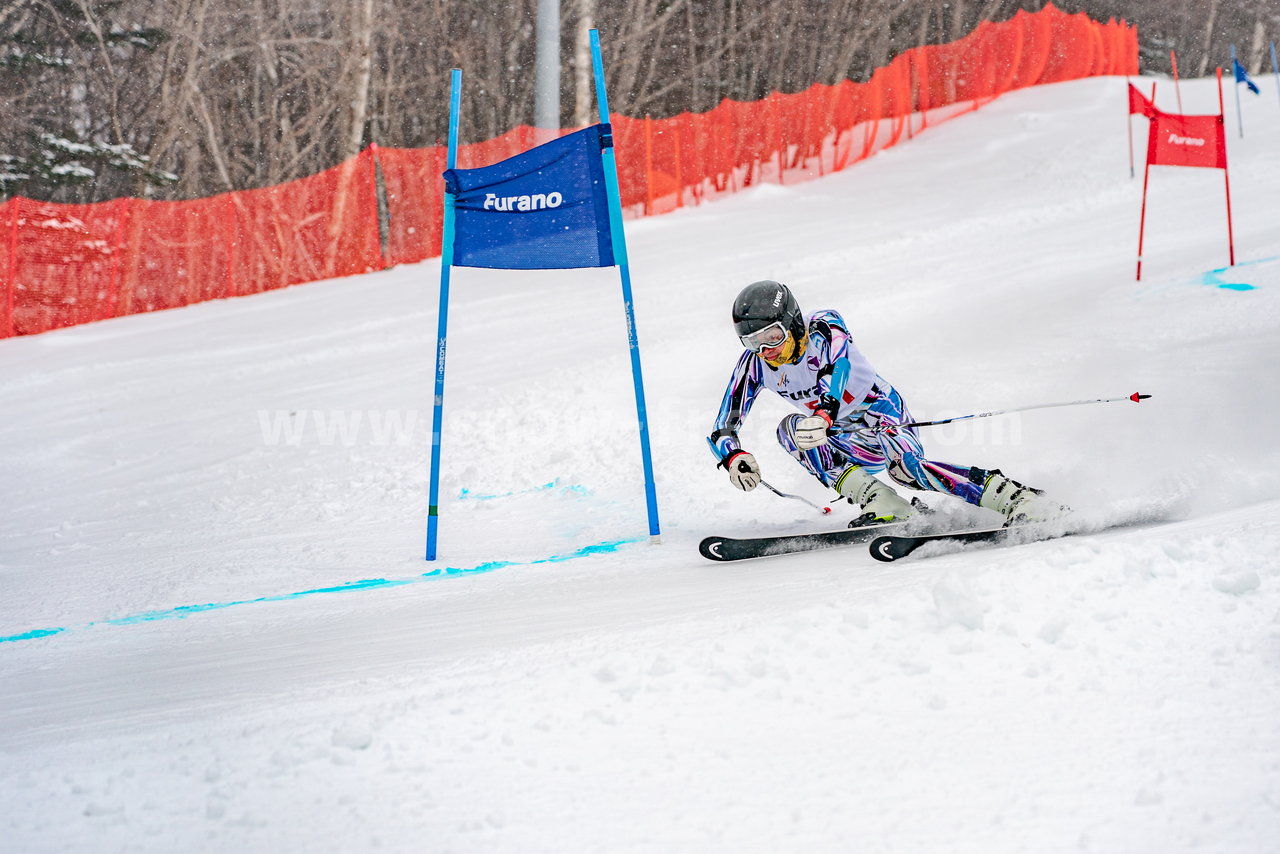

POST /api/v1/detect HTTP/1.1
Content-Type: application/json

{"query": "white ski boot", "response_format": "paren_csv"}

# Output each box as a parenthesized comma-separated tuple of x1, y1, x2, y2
(979, 471, 1070, 525)
(834, 466, 915, 524)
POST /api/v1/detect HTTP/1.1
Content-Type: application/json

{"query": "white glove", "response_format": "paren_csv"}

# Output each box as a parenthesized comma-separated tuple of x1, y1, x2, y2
(793, 412, 832, 450)
(724, 451, 761, 491)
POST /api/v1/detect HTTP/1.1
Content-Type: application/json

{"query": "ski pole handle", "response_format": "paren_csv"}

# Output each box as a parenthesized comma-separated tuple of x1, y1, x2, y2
(759, 479, 832, 515)
(870, 392, 1152, 432)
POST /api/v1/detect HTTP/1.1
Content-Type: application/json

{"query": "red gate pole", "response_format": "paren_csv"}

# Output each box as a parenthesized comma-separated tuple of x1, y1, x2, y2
(1135, 157, 1152, 281)
(1125, 77, 1135, 179)
(1170, 50, 1184, 113)
(1222, 161, 1236, 267)
(1217, 68, 1235, 267)
(1135, 82, 1156, 281)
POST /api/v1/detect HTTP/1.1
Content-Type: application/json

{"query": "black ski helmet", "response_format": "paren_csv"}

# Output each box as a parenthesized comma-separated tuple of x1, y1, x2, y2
(732, 280, 806, 354)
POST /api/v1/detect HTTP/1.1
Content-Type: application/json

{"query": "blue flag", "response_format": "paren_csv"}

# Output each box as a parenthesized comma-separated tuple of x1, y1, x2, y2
(443, 124, 615, 270)
(1233, 59, 1260, 95)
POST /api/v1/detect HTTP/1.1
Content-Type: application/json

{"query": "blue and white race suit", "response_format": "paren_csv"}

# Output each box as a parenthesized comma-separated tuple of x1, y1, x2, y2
(708, 309, 988, 504)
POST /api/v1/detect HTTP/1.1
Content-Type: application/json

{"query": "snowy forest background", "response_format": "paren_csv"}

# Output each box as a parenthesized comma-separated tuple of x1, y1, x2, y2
(1, 0, 1276, 204)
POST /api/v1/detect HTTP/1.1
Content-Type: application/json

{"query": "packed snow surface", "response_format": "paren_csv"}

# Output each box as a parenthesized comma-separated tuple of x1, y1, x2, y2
(3, 76, 1280, 853)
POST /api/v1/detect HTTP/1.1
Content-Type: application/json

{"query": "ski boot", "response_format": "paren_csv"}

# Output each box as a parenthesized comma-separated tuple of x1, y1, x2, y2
(835, 466, 916, 527)
(979, 471, 1070, 526)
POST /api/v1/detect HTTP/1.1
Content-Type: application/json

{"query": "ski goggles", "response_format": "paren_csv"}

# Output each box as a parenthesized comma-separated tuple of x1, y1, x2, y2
(739, 321, 788, 353)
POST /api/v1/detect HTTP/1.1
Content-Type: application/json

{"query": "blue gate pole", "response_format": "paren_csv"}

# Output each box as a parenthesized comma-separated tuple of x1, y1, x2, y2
(426, 69, 462, 561)
(590, 29, 661, 544)
(1272, 42, 1279, 111)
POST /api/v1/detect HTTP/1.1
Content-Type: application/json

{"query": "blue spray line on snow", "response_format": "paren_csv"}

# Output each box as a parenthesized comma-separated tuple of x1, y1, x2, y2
(1193, 253, 1279, 291)
(0, 537, 640, 646)
(1199, 270, 1255, 291)
(458, 478, 590, 502)
(1136, 254, 1276, 297)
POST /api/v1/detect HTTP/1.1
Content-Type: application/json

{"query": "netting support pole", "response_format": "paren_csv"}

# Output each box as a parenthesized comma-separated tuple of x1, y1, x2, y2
(5, 197, 17, 339)
(425, 68, 461, 561)
(592, 28, 662, 545)
(367, 143, 387, 269)
(223, 196, 236, 299)
(643, 114, 654, 216)
(104, 197, 128, 319)
(673, 124, 683, 209)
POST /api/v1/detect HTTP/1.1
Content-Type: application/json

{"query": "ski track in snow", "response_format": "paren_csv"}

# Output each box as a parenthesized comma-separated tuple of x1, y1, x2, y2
(3, 77, 1280, 853)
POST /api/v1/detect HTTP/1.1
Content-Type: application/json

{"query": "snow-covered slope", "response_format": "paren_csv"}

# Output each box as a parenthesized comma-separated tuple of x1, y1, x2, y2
(3, 76, 1279, 853)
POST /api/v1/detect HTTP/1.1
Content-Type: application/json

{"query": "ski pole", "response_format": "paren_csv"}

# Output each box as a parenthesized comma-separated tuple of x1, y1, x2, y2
(759, 479, 833, 515)
(867, 391, 1152, 432)
(707, 436, 833, 515)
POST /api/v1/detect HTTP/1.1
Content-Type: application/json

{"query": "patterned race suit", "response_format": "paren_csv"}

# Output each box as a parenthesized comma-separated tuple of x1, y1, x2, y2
(709, 309, 989, 505)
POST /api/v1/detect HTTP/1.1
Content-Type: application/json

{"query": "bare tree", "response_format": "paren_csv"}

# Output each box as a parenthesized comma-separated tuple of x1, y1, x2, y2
(1197, 0, 1221, 77)
(573, 0, 594, 127)
(341, 0, 376, 161)
(3, 0, 1272, 203)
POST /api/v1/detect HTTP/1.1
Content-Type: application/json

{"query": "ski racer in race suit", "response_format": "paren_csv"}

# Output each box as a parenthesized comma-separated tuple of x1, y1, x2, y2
(708, 280, 1063, 525)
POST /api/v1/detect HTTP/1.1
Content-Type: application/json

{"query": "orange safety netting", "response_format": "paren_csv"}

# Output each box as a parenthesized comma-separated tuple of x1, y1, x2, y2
(1, 4, 1136, 339)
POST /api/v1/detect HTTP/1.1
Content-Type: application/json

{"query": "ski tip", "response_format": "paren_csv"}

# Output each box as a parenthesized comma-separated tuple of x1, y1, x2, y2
(698, 537, 730, 561)
(821, 506, 832, 515)
(1130, 392, 1152, 402)
(868, 535, 913, 562)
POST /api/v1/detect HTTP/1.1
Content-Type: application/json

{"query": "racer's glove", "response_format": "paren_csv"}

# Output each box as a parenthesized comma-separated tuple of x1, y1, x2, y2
(794, 410, 833, 450)
(722, 450, 761, 491)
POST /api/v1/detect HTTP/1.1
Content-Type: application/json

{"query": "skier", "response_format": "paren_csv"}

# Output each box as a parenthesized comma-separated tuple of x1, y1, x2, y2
(708, 280, 1065, 526)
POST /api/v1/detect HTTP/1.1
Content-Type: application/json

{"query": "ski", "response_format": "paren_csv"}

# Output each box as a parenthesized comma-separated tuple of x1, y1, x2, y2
(868, 526, 1011, 562)
(868, 512, 1175, 562)
(699, 521, 908, 562)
